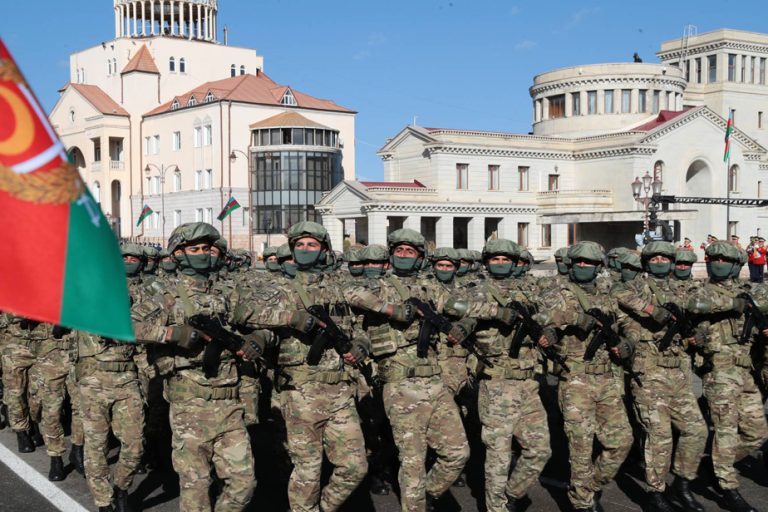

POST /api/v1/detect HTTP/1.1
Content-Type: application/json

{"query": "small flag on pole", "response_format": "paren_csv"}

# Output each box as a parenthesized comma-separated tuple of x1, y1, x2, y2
(0, 38, 133, 340)
(217, 196, 241, 221)
(723, 110, 733, 162)
(136, 204, 153, 226)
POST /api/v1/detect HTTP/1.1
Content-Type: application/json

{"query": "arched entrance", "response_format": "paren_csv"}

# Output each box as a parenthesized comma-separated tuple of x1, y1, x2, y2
(110, 180, 121, 237)
(67, 147, 86, 171)
(685, 159, 712, 243)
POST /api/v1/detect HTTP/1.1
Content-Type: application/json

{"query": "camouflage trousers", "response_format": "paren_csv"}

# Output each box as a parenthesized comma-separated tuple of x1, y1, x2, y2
(169, 395, 254, 512)
(382, 375, 470, 512)
(281, 380, 367, 512)
(2, 343, 35, 433)
(558, 371, 632, 509)
(703, 364, 768, 490)
(478, 377, 551, 511)
(437, 354, 469, 397)
(239, 373, 260, 428)
(66, 368, 84, 446)
(631, 366, 706, 492)
(79, 372, 144, 507)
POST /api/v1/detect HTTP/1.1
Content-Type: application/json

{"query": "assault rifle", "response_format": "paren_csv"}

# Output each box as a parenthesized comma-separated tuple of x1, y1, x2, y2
(507, 301, 569, 373)
(738, 293, 768, 345)
(584, 308, 643, 387)
(188, 313, 260, 378)
(657, 303, 695, 352)
(405, 297, 493, 368)
(305, 305, 376, 387)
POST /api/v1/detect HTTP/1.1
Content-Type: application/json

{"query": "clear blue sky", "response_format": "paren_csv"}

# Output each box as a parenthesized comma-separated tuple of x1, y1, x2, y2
(2, 0, 767, 180)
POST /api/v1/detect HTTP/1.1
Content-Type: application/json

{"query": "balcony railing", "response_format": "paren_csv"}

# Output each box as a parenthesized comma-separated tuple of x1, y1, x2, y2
(109, 160, 125, 170)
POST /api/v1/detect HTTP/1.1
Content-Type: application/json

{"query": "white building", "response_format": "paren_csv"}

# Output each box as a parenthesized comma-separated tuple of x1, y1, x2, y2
(318, 28, 768, 260)
(49, 0, 355, 251)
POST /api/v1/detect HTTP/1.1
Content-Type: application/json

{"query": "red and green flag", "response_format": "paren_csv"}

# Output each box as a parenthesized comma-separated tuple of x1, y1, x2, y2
(136, 204, 153, 226)
(217, 195, 241, 221)
(723, 110, 733, 162)
(0, 38, 133, 340)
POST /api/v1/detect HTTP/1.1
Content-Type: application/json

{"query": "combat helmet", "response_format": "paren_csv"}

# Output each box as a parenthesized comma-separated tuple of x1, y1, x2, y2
(641, 241, 675, 277)
(387, 229, 425, 274)
(705, 241, 740, 280)
(567, 241, 604, 283)
(121, 242, 147, 276)
(287, 221, 330, 269)
(617, 251, 642, 282)
(482, 239, 521, 278)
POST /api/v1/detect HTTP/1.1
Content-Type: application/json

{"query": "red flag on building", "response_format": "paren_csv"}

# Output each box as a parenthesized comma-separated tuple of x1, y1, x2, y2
(0, 38, 133, 340)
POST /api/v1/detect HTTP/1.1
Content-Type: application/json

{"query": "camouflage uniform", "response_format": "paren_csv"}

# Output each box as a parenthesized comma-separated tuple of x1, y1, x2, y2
(234, 222, 368, 512)
(132, 224, 259, 512)
(466, 239, 551, 511)
(610, 242, 707, 510)
(535, 242, 633, 511)
(688, 242, 768, 497)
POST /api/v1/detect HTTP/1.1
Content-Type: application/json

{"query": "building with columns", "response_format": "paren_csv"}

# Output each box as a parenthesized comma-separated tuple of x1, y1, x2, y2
(49, 0, 355, 252)
(318, 28, 768, 260)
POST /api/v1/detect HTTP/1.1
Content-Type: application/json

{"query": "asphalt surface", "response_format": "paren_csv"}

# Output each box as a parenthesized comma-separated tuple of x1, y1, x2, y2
(0, 375, 766, 511)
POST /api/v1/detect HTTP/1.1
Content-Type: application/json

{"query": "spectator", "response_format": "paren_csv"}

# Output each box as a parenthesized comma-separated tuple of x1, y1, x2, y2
(747, 236, 766, 283)
(678, 237, 694, 251)
(731, 234, 742, 250)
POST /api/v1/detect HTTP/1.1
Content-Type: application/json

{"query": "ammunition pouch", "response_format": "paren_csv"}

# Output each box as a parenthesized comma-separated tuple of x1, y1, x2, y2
(166, 374, 239, 402)
(378, 363, 442, 383)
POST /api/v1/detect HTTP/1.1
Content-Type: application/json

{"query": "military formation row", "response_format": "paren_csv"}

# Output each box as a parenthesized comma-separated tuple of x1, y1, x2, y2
(2, 221, 768, 512)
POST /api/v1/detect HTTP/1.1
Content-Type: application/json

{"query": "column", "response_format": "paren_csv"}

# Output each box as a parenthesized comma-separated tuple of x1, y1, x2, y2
(435, 215, 454, 248)
(150, 1, 155, 34)
(564, 93, 572, 118)
(170, 1, 175, 35)
(212, 12, 216, 41)
(188, 1, 193, 39)
(206, 7, 211, 40)
(367, 211, 388, 246)
(322, 216, 344, 254)
(597, 89, 605, 114)
(115, 7, 119, 38)
(497, 216, 517, 241)
(159, 0, 164, 35)
(197, 3, 202, 39)
(403, 215, 421, 232)
(467, 217, 485, 251)
(141, 1, 146, 36)
(542, 98, 549, 120)
(630, 89, 639, 113)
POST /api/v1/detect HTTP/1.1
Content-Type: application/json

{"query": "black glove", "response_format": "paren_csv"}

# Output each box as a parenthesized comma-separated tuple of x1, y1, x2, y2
(390, 303, 416, 323)
(732, 297, 747, 313)
(541, 326, 559, 347)
(494, 307, 517, 326)
(614, 339, 634, 360)
(167, 325, 206, 351)
(288, 310, 319, 333)
(240, 337, 265, 361)
(650, 305, 673, 325)
(577, 313, 597, 331)
(347, 343, 369, 365)
(448, 322, 471, 344)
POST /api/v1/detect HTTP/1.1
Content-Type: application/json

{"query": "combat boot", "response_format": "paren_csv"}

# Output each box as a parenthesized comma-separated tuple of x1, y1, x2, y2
(16, 430, 34, 453)
(69, 444, 84, 476)
(98, 506, 114, 512)
(668, 476, 704, 512)
(591, 490, 605, 512)
(114, 486, 133, 512)
(721, 489, 757, 512)
(0, 402, 8, 430)
(506, 494, 529, 512)
(426, 494, 438, 512)
(369, 474, 389, 495)
(646, 492, 675, 512)
(48, 456, 65, 481)
(30, 422, 44, 447)
(452, 471, 467, 487)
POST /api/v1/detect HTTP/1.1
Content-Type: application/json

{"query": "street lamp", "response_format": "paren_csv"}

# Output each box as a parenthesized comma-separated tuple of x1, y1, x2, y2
(229, 149, 253, 253)
(144, 163, 179, 243)
(631, 170, 663, 244)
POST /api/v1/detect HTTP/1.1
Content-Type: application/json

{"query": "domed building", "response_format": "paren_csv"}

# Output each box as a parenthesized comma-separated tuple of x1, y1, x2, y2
(318, 28, 768, 259)
(49, 0, 355, 251)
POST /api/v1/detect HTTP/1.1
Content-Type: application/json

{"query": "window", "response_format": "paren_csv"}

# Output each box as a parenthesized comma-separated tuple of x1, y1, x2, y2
(604, 90, 614, 113)
(169, 57, 176, 72)
(728, 221, 738, 240)
(621, 89, 631, 113)
(171, 99, 179, 110)
(695, 57, 702, 83)
(488, 165, 499, 191)
(517, 222, 529, 247)
(172, 131, 181, 151)
(151, 211, 159, 229)
(653, 160, 664, 182)
(203, 125, 212, 146)
(281, 90, 297, 106)
(729, 164, 739, 192)
(152, 176, 160, 195)
(587, 91, 597, 114)
(549, 94, 565, 119)
(107, 59, 112, 75)
(93, 138, 101, 162)
(144, 136, 150, 155)
(571, 92, 581, 116)
(456, 163, 468, 190)
(195, 208, 203, 222)
(518, 166, 529, 191)
(751, 56, 756, 83)
(179, 58, 186, 73)
(188, 96, 197, 106)
(204, 208, 213, 223)
(145, 177, 151, 194)
(195, 170, 202, 191)
(760, 58, 766, 85)
(759, 181, 763, 198)
(760, 111, 764, 129)
(193, 126, 202, 147)
(204, 91, 215, 103)
(152, 135, 159, 155)
(548, 174, 559, 191)
(204, 169, 213, 189)
(69, 109, 75, 125)
(728, 54, 736, 81)
(652, 90, 660, 113)
(541, 224, 552, 248)
(92, 181, 101, 203)
(173, 172, 181, 192)
(708, 55, 717, 83)
(730, 108, 736, 124)
(239, 65, 245, 75)
(638, 89, 647, 113)
(242, 207, 249, 227)
(230, 64, 236, 77)
(174, 210, 181, 228)
(741, 55, 747, 82)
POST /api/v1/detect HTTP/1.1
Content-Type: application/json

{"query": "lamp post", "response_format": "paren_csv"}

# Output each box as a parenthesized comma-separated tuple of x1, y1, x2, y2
(144, 163, 179, 243)
(631, 170, 663, 244)
(229, 149, 253, 254)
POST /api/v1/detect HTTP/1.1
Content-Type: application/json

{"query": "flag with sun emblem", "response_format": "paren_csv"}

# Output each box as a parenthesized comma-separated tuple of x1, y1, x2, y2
(0, 38, 133, 340)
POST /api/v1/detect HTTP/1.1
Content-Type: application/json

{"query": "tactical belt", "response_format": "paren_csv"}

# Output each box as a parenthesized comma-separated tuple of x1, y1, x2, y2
(480, 365, 534, 381)
(281, 367, 351, 386)
(567, 361, 611, 375)
(441, 345, 469, 358)
(166, 376, 239, 401)
(712, 353, 753, 369)
(380, 364, 442, 382)
(655, 356, 681, 369)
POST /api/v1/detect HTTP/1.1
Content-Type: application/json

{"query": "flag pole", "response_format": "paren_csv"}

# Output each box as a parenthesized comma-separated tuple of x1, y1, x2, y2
(725, 108, 732, 239)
